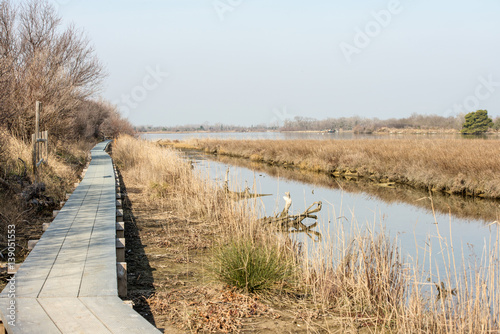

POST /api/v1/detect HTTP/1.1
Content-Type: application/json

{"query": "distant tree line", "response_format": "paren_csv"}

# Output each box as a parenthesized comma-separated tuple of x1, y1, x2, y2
(143, 113, 500, 134)
(0, 0, 133, 142)
(282, 114, 468, 133)
(136, 122, 278, 133)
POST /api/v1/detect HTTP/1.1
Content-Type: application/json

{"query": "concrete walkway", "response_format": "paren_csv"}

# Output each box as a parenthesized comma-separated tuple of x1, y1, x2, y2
(0, 141, 160, 333)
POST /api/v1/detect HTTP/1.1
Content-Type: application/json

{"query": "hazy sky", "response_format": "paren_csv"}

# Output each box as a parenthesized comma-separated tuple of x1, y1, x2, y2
(53, 0, 500, 126)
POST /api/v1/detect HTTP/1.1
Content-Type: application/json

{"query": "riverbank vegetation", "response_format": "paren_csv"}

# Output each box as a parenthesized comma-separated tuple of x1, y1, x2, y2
(163, 138, 500, 199)
(115, 135, 500, 333)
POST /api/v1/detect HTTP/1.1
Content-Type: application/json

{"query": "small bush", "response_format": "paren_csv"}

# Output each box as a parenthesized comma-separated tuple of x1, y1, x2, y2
(212, 238, 295, 293)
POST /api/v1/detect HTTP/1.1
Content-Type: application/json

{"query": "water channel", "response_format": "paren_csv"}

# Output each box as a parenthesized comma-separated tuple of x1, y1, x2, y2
(145, 132, 500, 284)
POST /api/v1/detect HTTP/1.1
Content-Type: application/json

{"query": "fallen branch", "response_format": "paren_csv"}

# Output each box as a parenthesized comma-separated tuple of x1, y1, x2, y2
(260, 193, 323, 242)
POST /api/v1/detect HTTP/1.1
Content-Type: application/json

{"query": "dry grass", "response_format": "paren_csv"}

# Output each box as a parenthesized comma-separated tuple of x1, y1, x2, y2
(113, 135, 303, 332)
(112, 135, 250, 226)
(172, 138, 500, 198)
(116, 135, 500, 333)
(0, 130, 88, 200)
(0, 130, 88, 250)
(302, 214, 500, 333)
(113, 136, 297, 291)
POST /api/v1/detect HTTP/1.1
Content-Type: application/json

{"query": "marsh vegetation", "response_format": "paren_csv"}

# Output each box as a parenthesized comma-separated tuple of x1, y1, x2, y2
(164, 138, 500, 199)
(114, 135, 500, 333)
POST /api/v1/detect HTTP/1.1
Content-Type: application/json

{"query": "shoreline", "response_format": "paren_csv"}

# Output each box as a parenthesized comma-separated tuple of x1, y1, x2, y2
(159, 138, 500, 200)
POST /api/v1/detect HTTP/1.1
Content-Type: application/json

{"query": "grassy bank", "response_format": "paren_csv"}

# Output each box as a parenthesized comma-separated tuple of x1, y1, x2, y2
(163, 138, 500, 199)
(115, 135, 500, 333)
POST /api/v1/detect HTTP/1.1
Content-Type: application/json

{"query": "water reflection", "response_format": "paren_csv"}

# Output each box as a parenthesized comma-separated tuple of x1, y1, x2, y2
(196, 152, 500, 224)
(187, 149, 498, 281)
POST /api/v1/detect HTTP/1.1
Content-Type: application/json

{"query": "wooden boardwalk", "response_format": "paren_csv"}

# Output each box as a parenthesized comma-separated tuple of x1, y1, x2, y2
(0, 141, 160, 333)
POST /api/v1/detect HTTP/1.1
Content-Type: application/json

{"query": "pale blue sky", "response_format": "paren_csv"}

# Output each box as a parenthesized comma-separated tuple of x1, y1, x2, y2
(53, 0, 500, 126)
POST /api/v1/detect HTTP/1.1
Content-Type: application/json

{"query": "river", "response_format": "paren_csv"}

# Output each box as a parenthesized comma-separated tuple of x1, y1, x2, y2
(145, 132, 500, 284)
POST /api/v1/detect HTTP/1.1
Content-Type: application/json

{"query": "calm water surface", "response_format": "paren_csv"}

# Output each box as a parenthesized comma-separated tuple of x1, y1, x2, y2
(196, 156, 497, 272)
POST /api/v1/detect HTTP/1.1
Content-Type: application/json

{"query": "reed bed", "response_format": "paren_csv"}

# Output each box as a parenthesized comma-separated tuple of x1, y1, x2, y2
(113, 135, 298, 292)
(176, 138, 500, 199)
(116, 135, 500, 333)
(302, 211, 499, 333)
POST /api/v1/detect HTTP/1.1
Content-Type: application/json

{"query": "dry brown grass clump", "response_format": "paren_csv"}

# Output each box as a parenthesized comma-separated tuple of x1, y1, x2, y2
(180, 138, 500, 198)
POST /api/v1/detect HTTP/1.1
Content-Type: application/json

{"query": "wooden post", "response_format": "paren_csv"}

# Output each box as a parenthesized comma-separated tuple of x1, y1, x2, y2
(117, 262, 127, 298)
(116, 222, 125, 238)
(35, 101, 40, 157)
(32, 102, 49, 179)
(116, 238, 125, 262)
(32, 133, 37, 177)
(116, 209, 124, 223)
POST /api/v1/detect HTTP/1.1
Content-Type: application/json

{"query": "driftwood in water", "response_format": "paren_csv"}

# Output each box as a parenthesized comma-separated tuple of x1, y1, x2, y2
(223, 168, 271, 200)
(261, 192, 323, 242)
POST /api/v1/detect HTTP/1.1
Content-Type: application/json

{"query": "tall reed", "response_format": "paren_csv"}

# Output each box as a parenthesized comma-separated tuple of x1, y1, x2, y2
(113, 135, 297, 292)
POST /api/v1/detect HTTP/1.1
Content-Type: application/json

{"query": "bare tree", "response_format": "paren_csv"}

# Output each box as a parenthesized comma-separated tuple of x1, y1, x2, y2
(1, 0, 106, 139)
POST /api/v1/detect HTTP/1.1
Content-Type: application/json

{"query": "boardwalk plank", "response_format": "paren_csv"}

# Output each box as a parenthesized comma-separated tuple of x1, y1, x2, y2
(80, 297, 161, 333)
(38, 298, 111, 334)
(0, 298, 61, 334)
